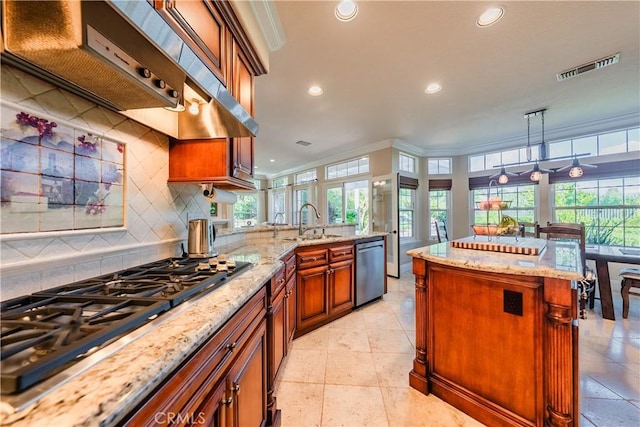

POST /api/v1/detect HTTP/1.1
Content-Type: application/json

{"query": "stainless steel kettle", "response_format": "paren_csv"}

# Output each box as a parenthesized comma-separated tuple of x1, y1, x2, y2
(187, 219, 216, 258)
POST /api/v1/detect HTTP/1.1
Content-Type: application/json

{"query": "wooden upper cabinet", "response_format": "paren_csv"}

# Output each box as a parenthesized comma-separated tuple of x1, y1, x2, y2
(230, 39, 255, 180)
(155, 0, 227, 84)
(231, 39, 254, 114)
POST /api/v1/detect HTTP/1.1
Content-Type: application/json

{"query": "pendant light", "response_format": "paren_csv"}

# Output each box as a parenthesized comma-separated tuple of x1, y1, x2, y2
(557, 154, 597, 178)
(528, 161, 552, 182)
(490, 166, 518, 184)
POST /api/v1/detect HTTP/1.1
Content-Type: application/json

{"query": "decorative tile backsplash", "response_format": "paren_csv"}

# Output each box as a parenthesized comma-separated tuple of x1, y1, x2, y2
(1, 103, 125, 233)
(0, 64, 210, 300)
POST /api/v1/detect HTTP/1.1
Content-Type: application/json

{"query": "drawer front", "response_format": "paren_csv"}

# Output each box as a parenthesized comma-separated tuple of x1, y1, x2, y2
(271, 266, 286, 297)
(284, 252, 297, 280)
(329, 244, 355, 263)
(296, 248, 329, 269)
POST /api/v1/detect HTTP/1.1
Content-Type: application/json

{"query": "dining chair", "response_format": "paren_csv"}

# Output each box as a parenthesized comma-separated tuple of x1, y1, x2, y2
(434, 220, 449, 243)
(518, 221, 538, 237)
(620, 267, 640, 319)
(536, 222, 597, 319)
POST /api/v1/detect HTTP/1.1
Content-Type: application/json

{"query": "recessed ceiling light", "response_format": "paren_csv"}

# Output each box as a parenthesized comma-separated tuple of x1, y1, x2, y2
(307, 85, 324, 96)
(335, 1, 358, 22)
(270, 159, 275, 162)
(477, 6, 504, 27)
(424, 83, 442, 94)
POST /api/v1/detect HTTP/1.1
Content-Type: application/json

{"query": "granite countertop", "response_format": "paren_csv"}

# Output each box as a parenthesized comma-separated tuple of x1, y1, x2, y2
(0, 233, 384, 426)
(407, 237, 584, 281)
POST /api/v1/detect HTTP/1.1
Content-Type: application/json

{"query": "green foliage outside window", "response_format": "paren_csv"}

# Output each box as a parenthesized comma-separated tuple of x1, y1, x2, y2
(554, 178, 640, 246)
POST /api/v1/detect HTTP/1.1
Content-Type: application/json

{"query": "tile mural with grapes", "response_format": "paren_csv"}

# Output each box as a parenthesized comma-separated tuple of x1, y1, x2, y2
(0, 104, 125, 233)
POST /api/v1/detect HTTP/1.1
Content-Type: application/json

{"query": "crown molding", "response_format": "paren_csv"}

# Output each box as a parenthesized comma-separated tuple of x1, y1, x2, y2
(250, 0, 286, 52)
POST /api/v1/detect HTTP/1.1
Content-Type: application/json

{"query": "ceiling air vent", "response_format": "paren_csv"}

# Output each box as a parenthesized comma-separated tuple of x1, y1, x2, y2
(556, 53, 620, 81)
(296, 140, 312, 146)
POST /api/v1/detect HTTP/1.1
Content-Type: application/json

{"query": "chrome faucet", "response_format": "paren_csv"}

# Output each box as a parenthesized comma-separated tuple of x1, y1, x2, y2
(273, 212, 285, 238)
(298, 203, 321, 235)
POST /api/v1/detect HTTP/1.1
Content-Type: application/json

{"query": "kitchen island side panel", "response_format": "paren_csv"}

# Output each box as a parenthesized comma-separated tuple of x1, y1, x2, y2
(410, 257, 578, 427)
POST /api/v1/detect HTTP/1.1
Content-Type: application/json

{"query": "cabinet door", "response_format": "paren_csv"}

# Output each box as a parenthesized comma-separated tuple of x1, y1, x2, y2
(270, 284, 286, 386)
(329, 259, 354, 315)
(285, 274, 297, 347)
(192, 379, 229, 427)
(228, 320, 267, 427)
(296, 265, 329, 331)
(231, 39, 253, 113)
(158, 0, 227, 83)
(230, 38, 254, 180)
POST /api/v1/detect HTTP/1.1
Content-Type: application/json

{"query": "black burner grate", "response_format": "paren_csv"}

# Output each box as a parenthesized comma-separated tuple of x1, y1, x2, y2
(1, 257, 252, 394)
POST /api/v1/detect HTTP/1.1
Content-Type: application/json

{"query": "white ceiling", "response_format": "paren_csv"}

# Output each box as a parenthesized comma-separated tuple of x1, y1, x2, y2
(252, 1, 640, 177)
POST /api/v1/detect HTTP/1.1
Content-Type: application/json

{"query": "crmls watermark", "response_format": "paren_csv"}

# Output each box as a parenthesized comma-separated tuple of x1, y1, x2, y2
(154, 411, 206, 424)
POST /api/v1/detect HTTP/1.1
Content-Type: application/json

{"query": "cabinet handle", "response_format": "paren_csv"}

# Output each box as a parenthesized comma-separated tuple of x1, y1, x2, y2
(278, 278, 285, 285)
(222, 396, 233, 406)
(226, 341, 237, 351)
(232, 383, 241, 395)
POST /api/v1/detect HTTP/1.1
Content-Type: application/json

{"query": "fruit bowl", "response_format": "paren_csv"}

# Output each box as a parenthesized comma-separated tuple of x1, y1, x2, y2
(475, 200, 512, 211)
(471, 224, 499, 235)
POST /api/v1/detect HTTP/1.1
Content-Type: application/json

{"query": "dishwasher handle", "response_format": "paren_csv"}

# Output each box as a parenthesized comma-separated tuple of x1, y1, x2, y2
(357, 241, 384, 251)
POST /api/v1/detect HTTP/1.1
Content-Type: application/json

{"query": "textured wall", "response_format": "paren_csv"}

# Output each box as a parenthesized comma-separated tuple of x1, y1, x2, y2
(0, 65, 210, 300)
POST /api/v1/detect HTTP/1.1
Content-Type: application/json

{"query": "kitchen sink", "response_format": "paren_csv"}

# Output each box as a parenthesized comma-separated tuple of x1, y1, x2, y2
(282, 234, 342, 242)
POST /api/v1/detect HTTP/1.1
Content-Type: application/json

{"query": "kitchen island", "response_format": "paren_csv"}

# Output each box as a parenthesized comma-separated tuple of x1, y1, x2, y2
(0, 230, 385, 426)
(407, 237, 583, 427)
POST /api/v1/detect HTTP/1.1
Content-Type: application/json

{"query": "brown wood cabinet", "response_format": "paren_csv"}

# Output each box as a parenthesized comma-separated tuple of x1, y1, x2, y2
(266, 251, 296, 426)
(168, 137, 256, 190)
(122, 287, 268, 426)
(155, 0, 228, 83)
(409, 259, 579, 427)
(295, 243, 354, 337)
(160, 0, 267, 190)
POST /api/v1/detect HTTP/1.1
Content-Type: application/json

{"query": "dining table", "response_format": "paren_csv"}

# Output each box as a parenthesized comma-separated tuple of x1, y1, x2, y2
(585, 244, 640, 320)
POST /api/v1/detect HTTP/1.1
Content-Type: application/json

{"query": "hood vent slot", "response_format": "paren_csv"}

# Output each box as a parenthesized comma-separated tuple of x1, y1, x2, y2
(556, 53, 620, 81)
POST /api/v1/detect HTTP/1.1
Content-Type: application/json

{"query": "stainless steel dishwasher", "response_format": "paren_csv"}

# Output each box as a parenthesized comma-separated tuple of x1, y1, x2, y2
(355, 240, 385, 307)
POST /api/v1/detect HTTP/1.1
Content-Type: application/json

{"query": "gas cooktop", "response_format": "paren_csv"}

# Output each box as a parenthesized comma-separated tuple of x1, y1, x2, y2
(0, 256, 252, 395)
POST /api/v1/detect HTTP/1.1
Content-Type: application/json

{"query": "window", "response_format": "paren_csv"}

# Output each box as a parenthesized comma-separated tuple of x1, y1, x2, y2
(294, 188, 310, 225)
(468, 127, 639, 173)
(272, 177, 287, 188)
(399, 152, 416, 173)
(270, 177, 288, 222)
(271, 189, 286, 222)
(399, 188, 415, 238)
(345, 180, 369, 234)
(469, 148, 539, 173)
(429, 190, 449, 240)
(428, 158, 452, 175)
(554, 177, 640, 246)
(326, 157, 369, 180)
(326, 186, 343, 224)
(472, 184, 536, 225)
(233, 192, 258, 228)
(295, 169, 317, 184)
(548, 127, 640, 158)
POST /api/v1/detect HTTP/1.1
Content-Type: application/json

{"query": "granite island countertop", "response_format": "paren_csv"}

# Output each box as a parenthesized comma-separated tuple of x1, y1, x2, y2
(0, 233, 385, 426)
(407, 237, 584, 281)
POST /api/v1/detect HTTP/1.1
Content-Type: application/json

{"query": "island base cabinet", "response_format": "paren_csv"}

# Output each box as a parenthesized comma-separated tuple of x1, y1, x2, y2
(410, 259, 578, 427)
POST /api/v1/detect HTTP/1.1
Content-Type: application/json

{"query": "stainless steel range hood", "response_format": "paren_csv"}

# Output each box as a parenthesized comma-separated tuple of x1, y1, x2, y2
(1, 0, 258, 138)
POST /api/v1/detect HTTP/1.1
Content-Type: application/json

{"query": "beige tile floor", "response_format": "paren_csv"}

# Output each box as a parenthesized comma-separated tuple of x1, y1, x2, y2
(275, 272, 640, 426)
